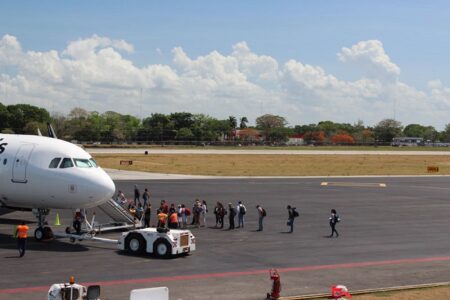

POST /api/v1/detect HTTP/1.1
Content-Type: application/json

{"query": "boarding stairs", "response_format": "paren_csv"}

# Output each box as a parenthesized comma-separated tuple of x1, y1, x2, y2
(96, 199, 142, 232)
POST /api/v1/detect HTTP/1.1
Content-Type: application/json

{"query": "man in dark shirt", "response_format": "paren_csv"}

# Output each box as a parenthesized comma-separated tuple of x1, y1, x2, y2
(228, 203, 236, 230)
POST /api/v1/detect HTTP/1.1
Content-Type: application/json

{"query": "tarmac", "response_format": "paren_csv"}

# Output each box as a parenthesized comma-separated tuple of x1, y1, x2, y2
(2, 175, 450, 299)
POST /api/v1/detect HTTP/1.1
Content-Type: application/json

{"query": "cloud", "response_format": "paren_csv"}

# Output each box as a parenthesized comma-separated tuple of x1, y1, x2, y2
(337, 40, 400, 80)
(0, 35, 449, 129)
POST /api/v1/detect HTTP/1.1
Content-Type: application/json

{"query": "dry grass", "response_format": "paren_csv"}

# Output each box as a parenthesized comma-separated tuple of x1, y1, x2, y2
(93, 154, 450, 176)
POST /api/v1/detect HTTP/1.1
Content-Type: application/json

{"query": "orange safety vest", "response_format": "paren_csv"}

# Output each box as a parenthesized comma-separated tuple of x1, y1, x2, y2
(158, 213, 167, 223)
(16, 225, 29, 239)
(169, 213, 178, 224)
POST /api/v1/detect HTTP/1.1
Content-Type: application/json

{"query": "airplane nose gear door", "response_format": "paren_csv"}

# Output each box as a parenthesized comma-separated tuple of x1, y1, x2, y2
(12, 144, 34, 183)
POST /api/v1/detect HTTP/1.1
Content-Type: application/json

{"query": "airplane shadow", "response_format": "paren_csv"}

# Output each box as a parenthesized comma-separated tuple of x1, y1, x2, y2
(0, 217, 37, 225)
(0, 233, 89, 253)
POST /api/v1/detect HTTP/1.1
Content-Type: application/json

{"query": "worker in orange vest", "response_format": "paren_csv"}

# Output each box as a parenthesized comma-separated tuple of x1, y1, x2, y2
(169, 212, 178, 229)
(15, 222, 29, 257)
(157, 211, 168, 228)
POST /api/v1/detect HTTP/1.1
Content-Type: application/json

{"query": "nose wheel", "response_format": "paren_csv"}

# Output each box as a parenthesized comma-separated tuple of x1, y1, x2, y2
(34, 226, 53, 241)
(32, 208, 54, 241)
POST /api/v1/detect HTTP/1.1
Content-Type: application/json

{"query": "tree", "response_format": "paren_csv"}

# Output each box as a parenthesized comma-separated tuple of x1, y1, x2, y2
(6, 104, 50, 133)
(331, 133, 355, 144)
(403, 124, 426, 137)
(169, 112, 194, 130)
(442, 124, 450, 142)
(255, 114, 287, 141)
(175, 127, 194, 140)
(0, 102, 10, 131)
(239, 117, 248, 129)
(142, 113, 172, 140)
(228, 116, 237, 130)
(374, 119, 403, 143)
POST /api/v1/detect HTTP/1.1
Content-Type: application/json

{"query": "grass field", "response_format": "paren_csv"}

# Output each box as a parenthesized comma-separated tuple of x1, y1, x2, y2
(93, 154, 450, 176)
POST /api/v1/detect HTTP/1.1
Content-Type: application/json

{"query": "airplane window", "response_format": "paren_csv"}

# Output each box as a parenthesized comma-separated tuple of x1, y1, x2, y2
(74, 158, 92, 168)
(49, 158, 61, 168)
(3, 158, 6, 165)
(59, 158, 74, 168)
(89, 158, 98, 168)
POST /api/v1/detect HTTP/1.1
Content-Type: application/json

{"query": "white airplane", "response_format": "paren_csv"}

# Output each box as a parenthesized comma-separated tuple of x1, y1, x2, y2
(0, 130, 116, 240)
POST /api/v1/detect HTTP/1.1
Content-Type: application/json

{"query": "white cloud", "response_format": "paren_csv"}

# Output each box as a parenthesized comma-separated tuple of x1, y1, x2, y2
(337, 40, 400, 80)
(0, 35, 449, 129)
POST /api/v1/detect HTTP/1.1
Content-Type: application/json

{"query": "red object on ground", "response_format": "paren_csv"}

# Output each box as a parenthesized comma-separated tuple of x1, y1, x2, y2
(268, 269, 281, 299)
(331, 285, 352, 298)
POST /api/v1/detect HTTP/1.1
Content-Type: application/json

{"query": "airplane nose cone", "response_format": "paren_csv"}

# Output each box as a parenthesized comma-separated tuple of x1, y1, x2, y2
(89, 171, 116, 206)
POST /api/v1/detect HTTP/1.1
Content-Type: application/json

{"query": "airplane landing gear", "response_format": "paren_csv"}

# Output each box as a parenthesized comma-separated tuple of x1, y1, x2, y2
(32, 208, 54, 241)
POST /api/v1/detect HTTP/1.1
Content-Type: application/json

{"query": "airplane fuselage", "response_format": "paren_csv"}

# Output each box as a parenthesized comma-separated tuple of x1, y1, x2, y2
(0, 134, 115, 209)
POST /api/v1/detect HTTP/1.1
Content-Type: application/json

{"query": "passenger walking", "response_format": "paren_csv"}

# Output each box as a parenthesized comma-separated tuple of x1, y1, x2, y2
(256, 205, 266, 231)
(134, 185, 141, 206)
(180, 204, 188, 228)
(286, 205, 299, 233)
(117, 190, 127, 206)
(214, 202, 220, 227)
(15, 222, 29, 257)
(144, 204, 151, 228)
(135, 203, 144, 221)
(228, 203, 236, 230)
(236, 201, 246, 228)
(329, 209, 340, 238)
(217, 202, 226, 229)
(201, 200, 208, 227)
(193, 199, 202, 228)
(142, 188, 150, 207)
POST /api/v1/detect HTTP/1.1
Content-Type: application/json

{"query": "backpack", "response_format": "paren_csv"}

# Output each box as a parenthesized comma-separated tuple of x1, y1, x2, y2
(335, 214, 340, 223)
(184, 208, 191, 216)
(239, 205, 246, 215)
(293, 209, 299, 218)
(262, 208, 267, 217)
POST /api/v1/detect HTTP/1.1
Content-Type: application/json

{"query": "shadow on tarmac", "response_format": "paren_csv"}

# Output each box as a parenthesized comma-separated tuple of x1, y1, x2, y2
(0, 217, 37, 225)
(0, 233, 90, 253)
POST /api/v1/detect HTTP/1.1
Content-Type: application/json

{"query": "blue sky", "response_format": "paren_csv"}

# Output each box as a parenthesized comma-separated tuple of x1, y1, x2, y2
(1, 1, 450, 128)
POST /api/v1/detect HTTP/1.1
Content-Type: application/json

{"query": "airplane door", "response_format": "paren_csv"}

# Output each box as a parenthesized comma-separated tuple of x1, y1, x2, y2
(12, 144, 34, 183)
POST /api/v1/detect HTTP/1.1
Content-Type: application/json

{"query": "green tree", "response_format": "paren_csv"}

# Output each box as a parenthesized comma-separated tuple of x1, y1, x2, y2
(239, 117, 248, 129)
(6, 104, 50, 133)
(175, 127, 194, 140)
(0, 102, 10, 131)
(374, 119, 403, 143)
(256, 114, 287, 141)
(403, 124, 426, 137)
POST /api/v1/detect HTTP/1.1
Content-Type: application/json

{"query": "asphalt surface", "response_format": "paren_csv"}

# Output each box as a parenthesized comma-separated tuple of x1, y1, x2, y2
(2, 177, 450, 299)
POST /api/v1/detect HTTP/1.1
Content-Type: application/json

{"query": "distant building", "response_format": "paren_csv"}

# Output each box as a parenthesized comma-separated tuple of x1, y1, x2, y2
(391, 137, 424, 146)
(287, 134, 305, 146)
(232, 128, 263, 141)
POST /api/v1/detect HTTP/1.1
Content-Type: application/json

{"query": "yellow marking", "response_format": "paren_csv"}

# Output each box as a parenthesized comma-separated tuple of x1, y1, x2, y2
(321, 182, 387, 188)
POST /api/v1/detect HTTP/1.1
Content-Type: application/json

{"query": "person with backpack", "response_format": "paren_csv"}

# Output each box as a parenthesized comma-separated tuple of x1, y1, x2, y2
(287, 205, 299, 233)
(236, 201, 247, 228)
(329, 209, 340, 238)
(256, 205, 266, 231)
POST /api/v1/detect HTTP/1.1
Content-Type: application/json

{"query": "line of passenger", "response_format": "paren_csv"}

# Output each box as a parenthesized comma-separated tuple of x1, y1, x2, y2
(116, 189, 340, 236)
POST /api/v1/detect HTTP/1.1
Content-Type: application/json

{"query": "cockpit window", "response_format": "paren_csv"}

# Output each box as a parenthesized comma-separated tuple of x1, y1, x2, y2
(74, 158, 93, 168)
(59, 158, 74, 168)
(89, 158, 98, 168)
(49, 158, 61, 168)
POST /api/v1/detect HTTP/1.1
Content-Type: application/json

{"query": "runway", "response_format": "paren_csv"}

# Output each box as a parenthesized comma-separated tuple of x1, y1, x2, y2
(1, 177, 450, 299)
(88, 148, 450, 155)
